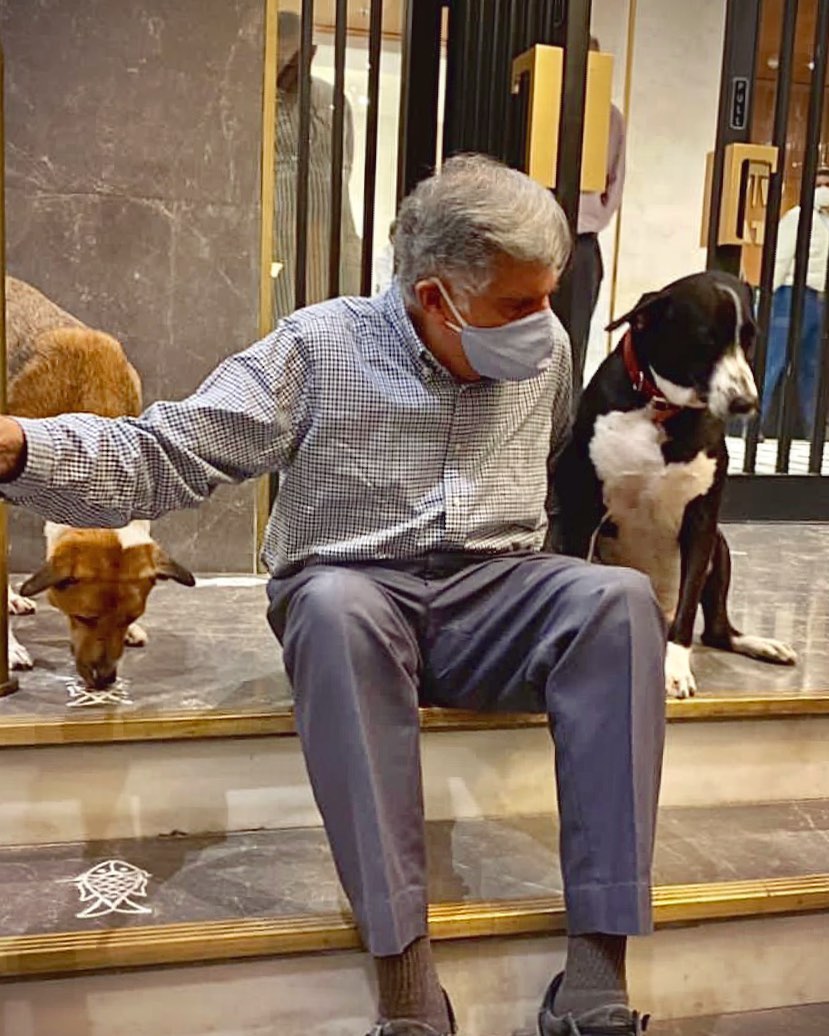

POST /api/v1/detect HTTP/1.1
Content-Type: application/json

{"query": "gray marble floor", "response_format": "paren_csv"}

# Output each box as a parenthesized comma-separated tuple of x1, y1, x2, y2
(659, 1002, 829, 1035)
(0, 576, 294, 719)
(691, 523, 829, 695)
(1, 799, 828, 937)
(1, 522, 829, 725)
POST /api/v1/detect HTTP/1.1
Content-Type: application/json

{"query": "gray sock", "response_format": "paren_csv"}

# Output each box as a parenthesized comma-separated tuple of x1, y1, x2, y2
(554, 933, 629, 1018)
(375, 935, 451, 1032)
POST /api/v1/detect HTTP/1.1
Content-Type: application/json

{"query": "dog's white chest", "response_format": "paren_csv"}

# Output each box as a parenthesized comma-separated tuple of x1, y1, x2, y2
(588, 408, 717, 616)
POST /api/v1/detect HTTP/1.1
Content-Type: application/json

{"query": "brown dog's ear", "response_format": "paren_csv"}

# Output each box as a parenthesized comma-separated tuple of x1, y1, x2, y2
(19, 564, 77, 597)
(606, 291, 672, 332)
(154, 550, 196, 587)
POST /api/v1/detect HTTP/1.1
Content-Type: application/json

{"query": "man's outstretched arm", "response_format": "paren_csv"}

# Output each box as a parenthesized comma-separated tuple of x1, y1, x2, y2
(0, 323, 312, 529)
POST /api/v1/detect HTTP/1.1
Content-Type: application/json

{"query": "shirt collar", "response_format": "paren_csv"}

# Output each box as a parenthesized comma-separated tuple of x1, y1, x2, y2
(381, 280, 444, 377)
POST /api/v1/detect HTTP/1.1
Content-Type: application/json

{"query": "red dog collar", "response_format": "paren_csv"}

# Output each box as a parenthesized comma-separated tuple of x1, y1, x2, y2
(622, 332, 682, 424)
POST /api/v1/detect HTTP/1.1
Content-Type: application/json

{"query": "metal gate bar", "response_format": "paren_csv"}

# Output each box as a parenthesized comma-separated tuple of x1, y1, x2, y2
(294, 0, 315, 309)
(778, 0, 829, 470)
(553, 0, 592, 331)
(706, 0, 763, 277)
(327, 0, 348, 298)
(359, 0, 383, 295)
(812, 196, 829, 472)
(397, 0, 443, 201)
(743, 0, 799, 474)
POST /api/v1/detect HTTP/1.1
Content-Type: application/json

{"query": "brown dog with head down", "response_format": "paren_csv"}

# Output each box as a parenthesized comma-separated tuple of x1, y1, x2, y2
(6, 276, 194, 688)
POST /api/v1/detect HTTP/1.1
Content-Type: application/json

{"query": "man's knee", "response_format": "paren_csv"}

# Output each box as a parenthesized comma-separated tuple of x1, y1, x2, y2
(285, 567, 389, 632)
(566, 565, 664, 636)
(605, 566, 660, 608)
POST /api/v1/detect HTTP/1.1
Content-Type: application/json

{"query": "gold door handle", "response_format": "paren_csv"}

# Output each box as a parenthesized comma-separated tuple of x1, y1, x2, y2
(511, 44, 614, 193)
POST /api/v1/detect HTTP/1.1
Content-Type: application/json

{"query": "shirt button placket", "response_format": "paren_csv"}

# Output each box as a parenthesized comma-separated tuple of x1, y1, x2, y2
(443, 386, 467, 547)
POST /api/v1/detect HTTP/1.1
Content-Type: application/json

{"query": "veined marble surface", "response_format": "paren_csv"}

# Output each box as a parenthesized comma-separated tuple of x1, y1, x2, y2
(659, 1002, 829, 1035)
(0, 0, 265, 573)
(692, 523, 829, 694)
(1, 799, 829, 937)
(1, 576, 292, 718)
(2, 522, 829, 723)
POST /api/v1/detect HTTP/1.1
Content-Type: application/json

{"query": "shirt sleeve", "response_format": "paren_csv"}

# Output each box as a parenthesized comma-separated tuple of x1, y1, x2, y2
(773, 207, 798, 291)
(601, 105, 627, 221)
(0, 322, 313, 528)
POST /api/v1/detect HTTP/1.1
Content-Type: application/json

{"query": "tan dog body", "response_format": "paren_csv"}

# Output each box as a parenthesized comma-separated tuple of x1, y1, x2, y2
(5, 276, 194, 687)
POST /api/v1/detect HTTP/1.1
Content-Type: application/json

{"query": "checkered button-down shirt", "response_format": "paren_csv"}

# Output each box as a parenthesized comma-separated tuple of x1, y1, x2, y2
(3, 282, 572, 575)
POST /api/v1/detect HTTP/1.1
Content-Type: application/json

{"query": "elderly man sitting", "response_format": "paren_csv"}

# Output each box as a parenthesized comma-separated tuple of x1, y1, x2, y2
(0, 155, 664, 1036)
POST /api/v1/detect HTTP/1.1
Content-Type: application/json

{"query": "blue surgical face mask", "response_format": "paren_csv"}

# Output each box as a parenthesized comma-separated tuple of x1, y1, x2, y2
(435, 279, 557, 382)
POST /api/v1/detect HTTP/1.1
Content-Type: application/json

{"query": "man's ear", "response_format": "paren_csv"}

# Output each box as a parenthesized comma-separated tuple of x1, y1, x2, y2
(414, 279, 455, 324)
(606, 291, 673, 333)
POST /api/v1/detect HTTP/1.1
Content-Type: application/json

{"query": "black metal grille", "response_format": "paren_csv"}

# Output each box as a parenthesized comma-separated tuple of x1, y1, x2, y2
(711, 0, 829, 490)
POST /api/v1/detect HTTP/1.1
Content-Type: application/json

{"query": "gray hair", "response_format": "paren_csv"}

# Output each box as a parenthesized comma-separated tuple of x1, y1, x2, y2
(393, 154, 571, 305)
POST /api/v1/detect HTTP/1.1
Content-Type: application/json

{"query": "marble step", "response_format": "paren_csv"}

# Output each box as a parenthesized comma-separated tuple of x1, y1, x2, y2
(660, 1002, 829, 1035)
(3, 520, 829, 750)
(5, 701, 829, 844)
(5, 689, 829, 845)
(2, 916, 829, 1036)
(1, 802, 829, 1032)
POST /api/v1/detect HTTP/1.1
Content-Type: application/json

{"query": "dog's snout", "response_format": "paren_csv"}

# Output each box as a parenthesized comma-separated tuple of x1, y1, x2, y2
(728, 394, 758, 416)
(92, 666, 117, 689)
(79, 662, 117, 690)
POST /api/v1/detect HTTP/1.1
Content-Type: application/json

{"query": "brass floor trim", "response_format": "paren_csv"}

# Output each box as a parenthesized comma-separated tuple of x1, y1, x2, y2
(2, 874, 828, 979)
(3, 695, 829, 747)
(0, 709, 296, 747)
(665, 694, 829, 722)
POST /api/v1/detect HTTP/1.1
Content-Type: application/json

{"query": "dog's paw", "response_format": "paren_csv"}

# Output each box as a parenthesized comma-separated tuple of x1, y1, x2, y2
(8, 589, 36, 615)
(125, 623, 148, 648)
(9, 633, 33, 670)
(731, 634, 797, 666)
(665, 642, 696, 699)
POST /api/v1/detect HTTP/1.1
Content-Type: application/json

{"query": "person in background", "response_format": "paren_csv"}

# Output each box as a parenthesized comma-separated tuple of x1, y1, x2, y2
(552, 34, 626, 404)
(273, 10, 362, 318)
(761, 166, 829, 439)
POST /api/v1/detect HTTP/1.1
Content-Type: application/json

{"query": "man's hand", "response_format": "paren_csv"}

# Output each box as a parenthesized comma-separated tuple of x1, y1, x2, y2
(0, 416, 26, 483)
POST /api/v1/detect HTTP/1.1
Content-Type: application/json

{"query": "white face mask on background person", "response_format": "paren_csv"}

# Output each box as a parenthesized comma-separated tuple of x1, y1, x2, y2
(813, 185, 829, 211)
(434, 279, 557, 382)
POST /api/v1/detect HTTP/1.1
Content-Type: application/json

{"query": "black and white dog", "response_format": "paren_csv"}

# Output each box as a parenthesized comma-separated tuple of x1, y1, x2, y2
(554, 270, 796, 698)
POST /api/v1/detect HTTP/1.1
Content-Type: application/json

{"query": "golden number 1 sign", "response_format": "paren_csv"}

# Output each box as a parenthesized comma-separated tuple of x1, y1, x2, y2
(510, 44, 614, 193)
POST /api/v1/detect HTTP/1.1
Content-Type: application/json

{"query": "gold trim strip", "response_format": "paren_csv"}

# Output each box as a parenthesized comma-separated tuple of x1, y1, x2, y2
(254, 0, 279, 563)
(0, 45, 16, 697)
(2, 695, 829, 747)
(2, 874, 828, 978)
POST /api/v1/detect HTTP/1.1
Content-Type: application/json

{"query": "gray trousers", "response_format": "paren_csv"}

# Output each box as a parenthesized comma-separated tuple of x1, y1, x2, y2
(267, 551, 666, 957)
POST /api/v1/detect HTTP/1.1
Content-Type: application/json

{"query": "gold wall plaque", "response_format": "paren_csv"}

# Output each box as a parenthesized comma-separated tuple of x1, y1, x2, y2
(511, 45, 614, 194)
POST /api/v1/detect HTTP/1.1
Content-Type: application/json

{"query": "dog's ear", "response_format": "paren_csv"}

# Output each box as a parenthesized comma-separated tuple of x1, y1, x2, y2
(606, 291, 672, 332)
(153, 550, 196, 587)
(19, 564, 77, 597)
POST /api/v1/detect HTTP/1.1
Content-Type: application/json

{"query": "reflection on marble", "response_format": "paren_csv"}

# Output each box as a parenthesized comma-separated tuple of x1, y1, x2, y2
(2, 800, 829, 938)
(692, 523, 829, 694)
(0, 0, 265, 572)
(658, 1003, 829, 1035)
(0, 579, 294, 719)
(4, 522, 829, 723)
